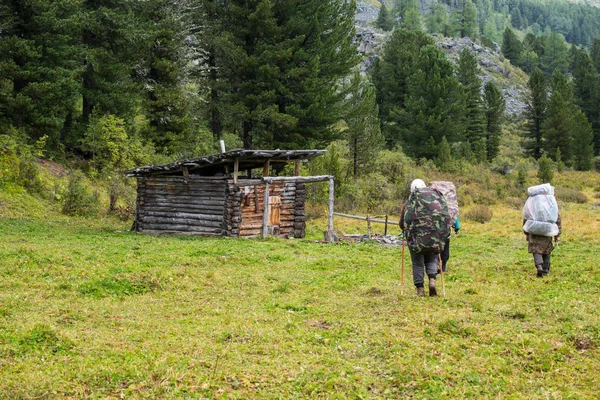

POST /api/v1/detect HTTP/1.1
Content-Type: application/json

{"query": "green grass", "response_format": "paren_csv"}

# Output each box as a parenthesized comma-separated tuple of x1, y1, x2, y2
(0, 203, 599, 399)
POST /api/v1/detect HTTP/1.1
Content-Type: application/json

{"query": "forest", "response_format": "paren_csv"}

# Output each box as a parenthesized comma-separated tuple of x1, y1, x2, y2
(1, 0, 600, 216)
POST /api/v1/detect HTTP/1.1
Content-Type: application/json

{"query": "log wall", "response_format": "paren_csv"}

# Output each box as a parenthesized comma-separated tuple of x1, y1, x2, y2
(134, 175, 308, 238)
(229, 180, 307, 238)
(135, 176, 228, 235)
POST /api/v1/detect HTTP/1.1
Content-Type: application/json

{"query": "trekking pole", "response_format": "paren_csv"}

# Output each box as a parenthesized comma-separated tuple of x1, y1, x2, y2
(438, 254, 446, 297)
(401, 231, 405, 295)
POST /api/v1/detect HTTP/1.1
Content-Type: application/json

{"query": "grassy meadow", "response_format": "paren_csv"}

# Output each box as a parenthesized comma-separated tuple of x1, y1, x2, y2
(1, 188, 600, 399)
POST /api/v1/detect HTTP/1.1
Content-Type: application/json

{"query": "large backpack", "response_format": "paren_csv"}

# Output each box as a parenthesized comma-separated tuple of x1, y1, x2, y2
(429, 181, 459, 222)
(403, 188, 451, 254)
(522, 183, 559, 237)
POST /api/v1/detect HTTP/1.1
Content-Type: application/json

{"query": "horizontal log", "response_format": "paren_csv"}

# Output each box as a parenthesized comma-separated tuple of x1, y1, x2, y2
(141, 205, 225, 214)
(333, 212, 398, 224)
(262, 176, 332, 184)
(142, 188, 226, 196)
(145, 176, 228, 182)
(140, 223, 223, 233)
(141, 199, 226, 207)
(139, 229, 223, 236)
(239, 229, 262, 236)
(143, 211, 224, 222)
(144, 179, 226, 187)
(141, 217, 224, 228)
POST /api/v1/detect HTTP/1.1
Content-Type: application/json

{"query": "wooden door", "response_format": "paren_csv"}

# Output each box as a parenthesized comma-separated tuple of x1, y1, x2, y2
(268, 195, 281, 226)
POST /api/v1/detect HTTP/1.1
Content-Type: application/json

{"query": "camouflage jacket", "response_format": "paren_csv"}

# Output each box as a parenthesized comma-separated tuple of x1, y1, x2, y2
(524, 214, 562, 254)
(399, 188, 451, 254)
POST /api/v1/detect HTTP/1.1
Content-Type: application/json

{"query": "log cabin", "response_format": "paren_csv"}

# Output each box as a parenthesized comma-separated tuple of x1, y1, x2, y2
(125, 149, 333, 238)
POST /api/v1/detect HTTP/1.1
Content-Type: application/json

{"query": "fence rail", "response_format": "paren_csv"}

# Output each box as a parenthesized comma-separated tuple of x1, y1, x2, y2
(332, 212, 399, 236)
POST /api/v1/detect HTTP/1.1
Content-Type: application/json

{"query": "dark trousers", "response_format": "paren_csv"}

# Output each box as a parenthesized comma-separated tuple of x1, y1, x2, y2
(533, 253, 551, 272)
(440, 238, 450, 272)
(409, 250, 440, 288)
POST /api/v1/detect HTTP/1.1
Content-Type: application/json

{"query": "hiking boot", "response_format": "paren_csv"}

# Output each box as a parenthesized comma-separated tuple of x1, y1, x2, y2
(428, 278, 437, 297)
(416, 287, 425, 297)
(536, 265, 544, 278)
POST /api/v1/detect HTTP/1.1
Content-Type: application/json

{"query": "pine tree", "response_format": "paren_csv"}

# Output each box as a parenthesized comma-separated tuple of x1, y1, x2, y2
(343, 72, 384, 181)
(456, 48, 485, 150)
(458, 0, 478, 38)
(572, 110, 594, 170)
(502, 27, 523, 66)
(426, 1, 449, 35)
(211, 0, 360, 149)
(0, 0, 82, 154)
(376, 4, 394, 31)
(483, 81, 505, 161)
(540, 32, 569, 75)
(525, 68, 547, 159)
(435, 136, 452, 171)
(398, 45, 466, 158)
(140, 0, 191, 152)
(371, 29, 434, 147)
(590, 38, 600, 73)
(537, 154, 554, 184)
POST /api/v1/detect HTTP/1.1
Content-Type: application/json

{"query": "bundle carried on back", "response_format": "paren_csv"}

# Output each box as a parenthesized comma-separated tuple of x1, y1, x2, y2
(403, 188, 451, 254)
(522, 183, 559, 237)
(429, 181, 459, 221)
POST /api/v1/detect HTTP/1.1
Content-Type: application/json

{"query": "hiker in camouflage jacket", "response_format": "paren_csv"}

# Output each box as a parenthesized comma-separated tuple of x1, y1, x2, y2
(399, 179, 451, 297)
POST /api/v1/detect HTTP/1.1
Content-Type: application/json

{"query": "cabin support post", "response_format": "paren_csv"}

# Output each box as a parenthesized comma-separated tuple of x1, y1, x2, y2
(233, 159, 239, 184)
(262, 181, 270, 238)
(324, 177, 337, 242)
(295, 160, 300, 176)
(263, 161, 270, 177)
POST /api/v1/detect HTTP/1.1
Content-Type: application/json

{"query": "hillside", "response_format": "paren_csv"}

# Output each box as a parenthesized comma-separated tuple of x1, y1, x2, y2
(355, 5, 529, 116)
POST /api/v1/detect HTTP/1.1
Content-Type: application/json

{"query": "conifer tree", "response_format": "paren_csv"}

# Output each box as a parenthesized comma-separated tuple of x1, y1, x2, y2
(0, 0, 82, 153)
(141, 0, 191, 152)
(426, 1, 449, 35)
(457, 0, 478, 38)
(456, 48, 485, 150)
(540, 32, 569, 75)
(502, 27, 523, 66)
(483, 81, 505, 161)
(371, 29, 434, 147)
(343, 72, 384, 181)
(398, 45, 466, 158)
(525, 68, 547, 159)
(435, 136, 452, 171)
(211, 0, 360, 149)
(572, 110, 594, 170)
(376, 4, 394, 31)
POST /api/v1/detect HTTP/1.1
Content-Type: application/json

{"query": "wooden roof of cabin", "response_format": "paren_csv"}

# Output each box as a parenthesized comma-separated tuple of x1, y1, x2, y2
(125, 149, 326, 177)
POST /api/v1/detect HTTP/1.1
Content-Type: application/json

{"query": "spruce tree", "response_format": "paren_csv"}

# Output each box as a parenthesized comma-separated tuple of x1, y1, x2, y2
(398, 45, 466, 158)
(525, 68, 547, 159)
(572, 110, 594, 170)
(211, 0, 360, 149)
(0, 0, 82, 153)
(371, 29, 434, 147)
(343, 72, 384, 181)
(456, 48, 485, 150)
(502, 27, 523, 66)
(540, 32, 569, 75)
(426, 1, 449, 36)
(483, 81, 505, 161)
(458, 0, 478, 38)
(376, 4, 394, 31)
(141, 0, 191, 152)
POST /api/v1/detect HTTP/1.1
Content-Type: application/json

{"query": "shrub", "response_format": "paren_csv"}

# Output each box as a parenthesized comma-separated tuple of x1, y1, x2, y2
(464, 205, 493, 223)
(555, 187, 587, 204)
(537, 154, 554, 184)
(61, 171, 100, 217)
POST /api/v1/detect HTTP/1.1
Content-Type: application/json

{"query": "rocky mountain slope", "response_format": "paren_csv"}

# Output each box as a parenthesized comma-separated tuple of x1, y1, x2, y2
(354, 2, 529, 116)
